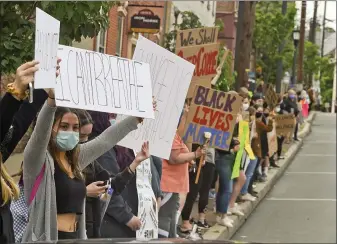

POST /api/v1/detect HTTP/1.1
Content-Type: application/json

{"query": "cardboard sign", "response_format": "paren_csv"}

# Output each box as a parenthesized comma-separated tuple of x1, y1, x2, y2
(176, 27, 219, 49)
(134, 154, 158, 240)
(275, 114, 295, 136)
(117, 36, 195, 160)
(176, 43, 219, 97)
(55, 45, 154, 119)
(34, 8, 60, 88)
(268, 122, 278, 156)
(182, 86, 242, 151)
(264, 85, 278, 109)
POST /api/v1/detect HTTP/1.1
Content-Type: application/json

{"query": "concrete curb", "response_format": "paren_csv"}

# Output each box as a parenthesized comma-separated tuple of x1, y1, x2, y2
(203, 112, 317, 241)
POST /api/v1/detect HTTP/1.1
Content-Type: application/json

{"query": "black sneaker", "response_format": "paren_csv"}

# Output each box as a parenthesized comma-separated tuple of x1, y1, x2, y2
(197, 220, 210, 229)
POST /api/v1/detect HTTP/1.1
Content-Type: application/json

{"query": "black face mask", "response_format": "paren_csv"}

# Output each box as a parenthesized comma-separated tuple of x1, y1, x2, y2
(264, 113, 269, 117)
(256, 112, 263, 118)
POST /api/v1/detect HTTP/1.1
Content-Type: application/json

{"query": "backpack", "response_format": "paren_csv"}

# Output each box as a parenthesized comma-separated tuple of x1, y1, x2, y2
(10, 164, 45, 243)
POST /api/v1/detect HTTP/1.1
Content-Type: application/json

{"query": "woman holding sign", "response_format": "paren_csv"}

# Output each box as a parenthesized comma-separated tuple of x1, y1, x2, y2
(21, 88, 156, 242)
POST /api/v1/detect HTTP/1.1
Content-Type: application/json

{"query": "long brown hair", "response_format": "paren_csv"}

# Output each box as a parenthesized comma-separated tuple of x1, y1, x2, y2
(0, 152, 20, 205)
(48, 107, 83, 180)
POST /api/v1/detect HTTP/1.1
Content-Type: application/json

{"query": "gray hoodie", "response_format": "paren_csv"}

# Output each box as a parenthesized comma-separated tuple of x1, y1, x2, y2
(22, 102, 138, 242)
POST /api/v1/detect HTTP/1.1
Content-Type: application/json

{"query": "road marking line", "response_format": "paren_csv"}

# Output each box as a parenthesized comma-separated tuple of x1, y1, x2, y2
(285, 172, 336, 175)
(304, 141, 336, 144)
(266, 197, 336, 202)
(297, 154, 336, 157)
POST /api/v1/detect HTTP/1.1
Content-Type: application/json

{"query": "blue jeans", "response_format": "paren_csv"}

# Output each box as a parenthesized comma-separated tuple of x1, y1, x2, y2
(241, 157, 258, 195)
(215, 151, 234, 214)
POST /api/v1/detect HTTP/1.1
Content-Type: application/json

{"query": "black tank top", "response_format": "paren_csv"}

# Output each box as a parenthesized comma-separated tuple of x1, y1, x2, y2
(54, 162, 86, 214)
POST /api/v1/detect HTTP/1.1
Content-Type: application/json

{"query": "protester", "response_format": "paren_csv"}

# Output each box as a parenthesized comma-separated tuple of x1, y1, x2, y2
(179, 147, 215, 234)
(77, 110, 148, 238)
(22, 88, 155, 241)
(281, 89, 300, 141)
(275, 95, 285, 160)
(251, 104, 274, 182)
(0, 60, 61, 244)
(240, 107, 258, 201)
(88, 111, 162, 239)
(159, 103, 205, 238)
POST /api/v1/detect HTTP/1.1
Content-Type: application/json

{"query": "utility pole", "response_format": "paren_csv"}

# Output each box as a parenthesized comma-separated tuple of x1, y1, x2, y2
(321, 1, 327, 58)
(276, 1, 287, 93)
(297, 1, 306, 85)
(332, 49, 336, 114)
(234, 1, 256, 91)
(308, 1, 318, 86)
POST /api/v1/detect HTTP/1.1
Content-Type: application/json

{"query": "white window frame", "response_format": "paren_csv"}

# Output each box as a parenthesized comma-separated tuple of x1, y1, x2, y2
(96, 30, 107, 53)
(116, 16, 124, 56)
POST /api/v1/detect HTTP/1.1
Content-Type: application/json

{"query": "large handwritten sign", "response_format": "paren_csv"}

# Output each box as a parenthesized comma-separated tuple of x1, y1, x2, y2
(117, 36, 195, 159)
(34, 8, 60, 88)
(182, 86, 242, 150)
(55, 45, 154, 118)
(275, 114, 295, 136)
(176, 27, 219, 49)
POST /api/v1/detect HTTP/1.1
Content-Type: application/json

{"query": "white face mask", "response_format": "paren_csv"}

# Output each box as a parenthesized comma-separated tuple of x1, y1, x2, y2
(109, 119, 116, 125)
(242, 103, 250, 111)
(275, 106, 281, 113)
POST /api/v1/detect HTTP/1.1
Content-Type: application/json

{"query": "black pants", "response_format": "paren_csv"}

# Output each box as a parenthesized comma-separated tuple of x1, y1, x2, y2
(248, 158, 261, 193)
(58, 230, 78, 240)
(277, 136, 285, 157)
(181, 162, 215, 220)
(294, 122, 299, 140)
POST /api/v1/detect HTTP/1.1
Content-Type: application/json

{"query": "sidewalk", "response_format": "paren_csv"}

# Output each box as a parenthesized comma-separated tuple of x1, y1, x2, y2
(189, 112, 317, 240)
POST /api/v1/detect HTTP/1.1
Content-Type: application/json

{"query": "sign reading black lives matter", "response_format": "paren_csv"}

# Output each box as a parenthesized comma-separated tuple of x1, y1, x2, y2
(131, 9, 160, 33)
(55, 45, 155, 119)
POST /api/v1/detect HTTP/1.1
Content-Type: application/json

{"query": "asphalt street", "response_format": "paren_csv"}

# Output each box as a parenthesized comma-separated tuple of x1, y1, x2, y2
(232, 112, 336, 243)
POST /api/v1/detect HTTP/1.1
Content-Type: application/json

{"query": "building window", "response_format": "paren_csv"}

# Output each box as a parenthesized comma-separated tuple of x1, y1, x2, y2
(116, 16, 124, 56)
(96, 30, 106, 53)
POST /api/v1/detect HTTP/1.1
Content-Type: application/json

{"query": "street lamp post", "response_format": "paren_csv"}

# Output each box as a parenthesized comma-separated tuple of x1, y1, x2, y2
(291, 29, 300, 87)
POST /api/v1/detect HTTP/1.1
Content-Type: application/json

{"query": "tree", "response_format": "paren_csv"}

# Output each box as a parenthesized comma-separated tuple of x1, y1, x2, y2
(253, 1, 297, 83)
(1, 1, 116, 74)
(319, 54, 335, 104)
(303, 41, 321, 86)
(163, 11, 202, 53)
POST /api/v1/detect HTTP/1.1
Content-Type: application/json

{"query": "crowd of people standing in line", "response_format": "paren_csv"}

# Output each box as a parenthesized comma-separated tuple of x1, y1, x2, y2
(0, 60, 307, 243)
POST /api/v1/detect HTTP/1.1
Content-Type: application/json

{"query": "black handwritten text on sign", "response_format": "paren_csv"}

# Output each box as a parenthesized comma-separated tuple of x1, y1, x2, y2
(55, 45, 154, 119)
(116, 36, 195, 160)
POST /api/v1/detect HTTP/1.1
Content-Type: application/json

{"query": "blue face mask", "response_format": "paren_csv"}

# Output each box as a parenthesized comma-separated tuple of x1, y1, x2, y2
(55, 131, 79, 151)
(110, 119, 116, 125)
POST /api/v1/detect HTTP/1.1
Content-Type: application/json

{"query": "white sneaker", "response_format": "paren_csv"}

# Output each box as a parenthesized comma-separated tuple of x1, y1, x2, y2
(241, 193, 256, 202)
(216, 216, 233, 228)
(228, 206, 244, 216)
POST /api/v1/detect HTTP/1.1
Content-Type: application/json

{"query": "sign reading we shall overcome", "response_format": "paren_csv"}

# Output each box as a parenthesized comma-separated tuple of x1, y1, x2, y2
(117, 36, 195, 159)
(34, 8, 60, 88)
(55, 45, 154, 119)
(182, 86, 242, 150)
(175, 27, 219, 98)
(275, 114, 295, 136)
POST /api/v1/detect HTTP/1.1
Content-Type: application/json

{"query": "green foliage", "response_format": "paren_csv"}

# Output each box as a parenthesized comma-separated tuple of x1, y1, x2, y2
(216, 48, 236, 92)
(1, 1, 116, 74)
(163, 11, 202, 53)
(303, 41, 321, 84)
(319, 55, 335, 104)
(253, 1, 297, 83)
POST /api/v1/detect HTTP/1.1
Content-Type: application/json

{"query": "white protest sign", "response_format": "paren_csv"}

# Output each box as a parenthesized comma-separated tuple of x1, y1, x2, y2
(117, 36, 195, 159)
(34, 8, 60, 88)
(134, 152, 158, 240)
(55, 45, 154, 119)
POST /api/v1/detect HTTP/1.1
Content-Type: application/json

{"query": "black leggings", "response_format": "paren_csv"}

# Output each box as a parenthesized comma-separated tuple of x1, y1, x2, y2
(294, 122, 299, 140)
(277, 136, 285, 157)
(181, 162, 215, 221)
(58, 230, 78, 240)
